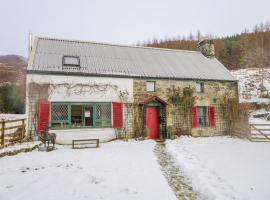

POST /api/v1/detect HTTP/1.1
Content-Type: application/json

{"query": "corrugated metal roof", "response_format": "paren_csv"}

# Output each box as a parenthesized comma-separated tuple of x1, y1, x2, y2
(28, 37, 236, 81)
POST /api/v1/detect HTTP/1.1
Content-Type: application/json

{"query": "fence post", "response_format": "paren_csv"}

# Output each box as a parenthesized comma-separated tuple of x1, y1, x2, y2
(21, 119, 25, 142)
(1, 119, 5, 148)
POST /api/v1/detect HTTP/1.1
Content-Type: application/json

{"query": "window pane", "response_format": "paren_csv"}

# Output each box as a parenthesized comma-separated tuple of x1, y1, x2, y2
(95, 121, 111, 127)
(84, 105, 93, 126)
(51, 122, 69, 128)
(146, 82, 155, 91)
(197, 107, 207, 127)
(71, 105, 83, 127)
(63, 56, 80, 66)
(96, 103, 111, 119)
(196, 82, 204, 92)
(51, 104, 68, 121)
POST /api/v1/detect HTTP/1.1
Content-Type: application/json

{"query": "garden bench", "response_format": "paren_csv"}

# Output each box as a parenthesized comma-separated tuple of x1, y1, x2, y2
(72, 139, 99, 149)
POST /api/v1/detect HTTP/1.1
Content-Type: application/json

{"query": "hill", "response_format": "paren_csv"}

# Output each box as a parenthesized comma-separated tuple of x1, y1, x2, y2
(145, 22, 270, 70)
(0, 55, 27, 85)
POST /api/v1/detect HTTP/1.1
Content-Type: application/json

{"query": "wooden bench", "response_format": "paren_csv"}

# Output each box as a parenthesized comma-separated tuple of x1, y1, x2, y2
(72, 139, 99, 149)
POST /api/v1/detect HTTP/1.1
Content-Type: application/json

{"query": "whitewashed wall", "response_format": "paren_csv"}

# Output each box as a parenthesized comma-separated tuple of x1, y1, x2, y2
(26, 74, 134, 142)
(27, 74, 134, 102)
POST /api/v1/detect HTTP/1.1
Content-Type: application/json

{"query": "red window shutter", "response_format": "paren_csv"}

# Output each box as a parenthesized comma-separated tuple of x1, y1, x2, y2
(112, 102, 123, 128)
(191, 106, 198, 128)
(37, 100, 50, 133)
(208, 106, 215, 128)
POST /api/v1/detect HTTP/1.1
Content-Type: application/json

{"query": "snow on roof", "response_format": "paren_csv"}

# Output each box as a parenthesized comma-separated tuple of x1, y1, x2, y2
(28, 36, 236, 81)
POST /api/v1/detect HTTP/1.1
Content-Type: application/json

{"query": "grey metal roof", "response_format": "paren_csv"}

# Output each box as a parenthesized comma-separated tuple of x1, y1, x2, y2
(28, 37, 236, 81)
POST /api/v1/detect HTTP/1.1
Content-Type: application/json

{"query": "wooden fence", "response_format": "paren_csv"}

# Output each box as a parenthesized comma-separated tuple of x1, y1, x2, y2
(0, 119, 26, 148)
(249, 124, 270, 142)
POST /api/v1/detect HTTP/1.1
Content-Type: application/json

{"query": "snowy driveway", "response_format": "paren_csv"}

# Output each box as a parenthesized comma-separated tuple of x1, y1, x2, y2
(0, 140, 177, 200)
(167, 137, 270, 200)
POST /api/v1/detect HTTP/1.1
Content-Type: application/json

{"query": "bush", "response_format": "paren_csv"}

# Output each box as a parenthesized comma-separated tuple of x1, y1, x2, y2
(0, 84, 25, 114)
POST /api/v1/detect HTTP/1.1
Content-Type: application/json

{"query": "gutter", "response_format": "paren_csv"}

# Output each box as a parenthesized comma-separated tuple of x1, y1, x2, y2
(27, 70, 238, 83)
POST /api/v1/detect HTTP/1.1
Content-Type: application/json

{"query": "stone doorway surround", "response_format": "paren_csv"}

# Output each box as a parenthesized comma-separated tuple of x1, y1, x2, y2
(139, 96, 168, 139)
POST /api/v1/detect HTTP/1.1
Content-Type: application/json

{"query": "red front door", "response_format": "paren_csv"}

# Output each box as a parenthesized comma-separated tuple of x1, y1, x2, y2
(146, 107, 159, 139)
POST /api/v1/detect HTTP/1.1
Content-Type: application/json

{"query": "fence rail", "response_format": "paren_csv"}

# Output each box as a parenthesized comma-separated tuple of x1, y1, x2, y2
(249, 124, 270, 142)
(0, 119, 26, 149)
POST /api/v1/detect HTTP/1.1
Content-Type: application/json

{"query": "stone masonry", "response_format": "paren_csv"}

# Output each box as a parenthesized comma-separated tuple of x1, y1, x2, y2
(133, 78, 238, 137)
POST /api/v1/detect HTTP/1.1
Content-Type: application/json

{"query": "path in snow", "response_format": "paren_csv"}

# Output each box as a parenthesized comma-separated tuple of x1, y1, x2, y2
(154, 142, 197, 200)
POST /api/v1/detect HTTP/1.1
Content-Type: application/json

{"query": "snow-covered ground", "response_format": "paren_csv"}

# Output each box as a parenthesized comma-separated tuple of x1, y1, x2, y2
(167, 137, 270, 200)
(231, 68, 270, 103)
(0, 114, 26, 121)
(0, 141, 41, 155)
(0, 140, 177, 200)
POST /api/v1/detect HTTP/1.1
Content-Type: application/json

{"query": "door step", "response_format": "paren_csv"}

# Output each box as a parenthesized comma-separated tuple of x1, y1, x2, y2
(156, 139, 166, 144)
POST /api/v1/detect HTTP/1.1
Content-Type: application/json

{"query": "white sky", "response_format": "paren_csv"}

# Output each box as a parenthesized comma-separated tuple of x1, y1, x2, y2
(0, 0, 270, 56)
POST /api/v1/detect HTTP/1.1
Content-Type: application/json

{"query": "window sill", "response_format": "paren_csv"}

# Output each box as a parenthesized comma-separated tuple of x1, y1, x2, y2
(192, 126, 215, 129)
(50, 126, 112, 130)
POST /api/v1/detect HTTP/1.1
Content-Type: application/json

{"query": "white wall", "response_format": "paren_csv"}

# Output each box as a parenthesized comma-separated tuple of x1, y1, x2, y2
(27, 74, 134, 102)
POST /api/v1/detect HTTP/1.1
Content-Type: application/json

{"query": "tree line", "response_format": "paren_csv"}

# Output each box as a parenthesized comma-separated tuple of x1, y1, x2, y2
(142, 22, 270, 70)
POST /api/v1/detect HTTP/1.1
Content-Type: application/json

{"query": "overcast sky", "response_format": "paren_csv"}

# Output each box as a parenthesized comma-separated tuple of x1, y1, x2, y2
(1, 0, 270, 56)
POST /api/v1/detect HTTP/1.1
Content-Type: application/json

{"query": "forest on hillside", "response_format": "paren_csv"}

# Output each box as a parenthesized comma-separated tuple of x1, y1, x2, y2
(143, 22, 270, 70)
(0, 55, 26, 113)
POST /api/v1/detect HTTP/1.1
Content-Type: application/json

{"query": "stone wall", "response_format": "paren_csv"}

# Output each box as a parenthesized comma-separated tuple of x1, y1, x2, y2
(26, 75, 238, 138)
(26, 83, 49, 137)
(133, 78, 238, 137)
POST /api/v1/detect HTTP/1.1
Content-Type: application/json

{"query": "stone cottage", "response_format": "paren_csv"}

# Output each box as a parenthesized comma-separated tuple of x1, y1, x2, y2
(26, 36, 238, 144)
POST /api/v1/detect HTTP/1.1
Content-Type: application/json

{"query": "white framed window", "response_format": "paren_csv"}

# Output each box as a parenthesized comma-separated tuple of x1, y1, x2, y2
(196, 82, 204, 93)
(146, 81, 155, 92)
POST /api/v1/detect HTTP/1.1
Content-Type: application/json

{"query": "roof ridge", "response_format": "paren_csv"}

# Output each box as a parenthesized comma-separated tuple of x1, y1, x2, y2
(36, 36, 200, 54)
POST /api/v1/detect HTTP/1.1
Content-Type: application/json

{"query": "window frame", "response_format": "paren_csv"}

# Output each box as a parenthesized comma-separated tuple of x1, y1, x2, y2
(146, 81, 156, 92)
(197, 106, 208, 127)
(50, 102, 112, 129)
(62, 55, 80, 67)
(196, 82, 205, 93)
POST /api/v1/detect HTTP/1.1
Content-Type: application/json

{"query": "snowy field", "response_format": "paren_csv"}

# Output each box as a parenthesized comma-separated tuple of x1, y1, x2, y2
(0, 140, 176, 200)
(167, 137, 270, 200)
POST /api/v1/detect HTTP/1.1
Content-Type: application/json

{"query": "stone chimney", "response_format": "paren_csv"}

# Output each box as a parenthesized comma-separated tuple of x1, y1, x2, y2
(197, 37, 215, 58)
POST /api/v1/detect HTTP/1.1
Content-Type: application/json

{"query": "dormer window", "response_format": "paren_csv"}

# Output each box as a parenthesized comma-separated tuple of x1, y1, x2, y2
(62, 56, 80, 66)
